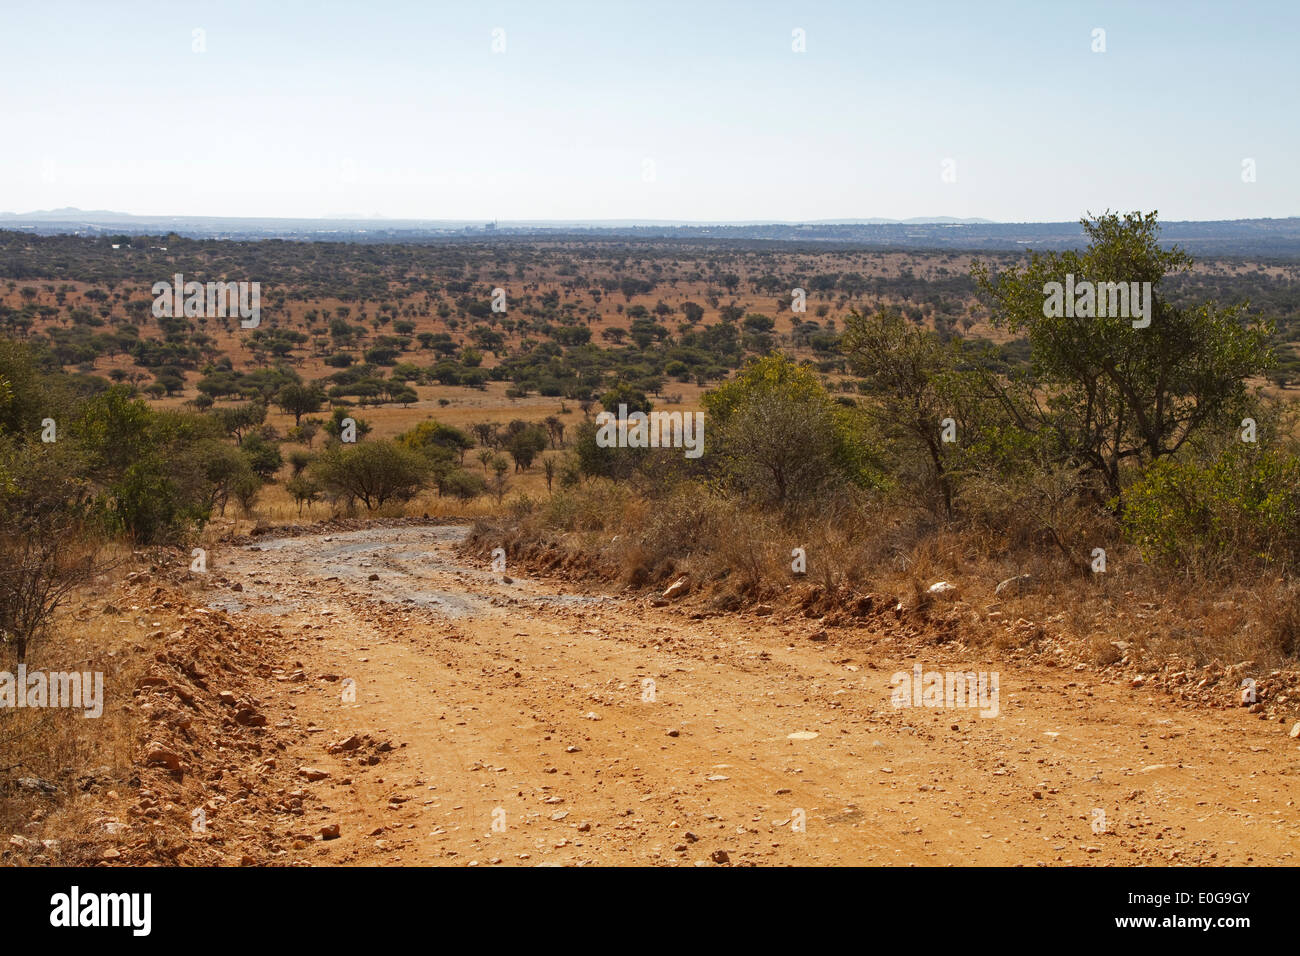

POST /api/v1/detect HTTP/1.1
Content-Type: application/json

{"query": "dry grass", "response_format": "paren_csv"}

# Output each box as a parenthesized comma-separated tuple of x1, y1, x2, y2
(479, 477, 1300, 676)
(0, 544, 159, 864)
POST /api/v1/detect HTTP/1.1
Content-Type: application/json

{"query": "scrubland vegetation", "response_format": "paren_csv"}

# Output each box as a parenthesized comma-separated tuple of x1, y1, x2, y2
(3, 212, 1300, 844)
(3, 212, 1299, 664)
(476, 213, 1300, 671)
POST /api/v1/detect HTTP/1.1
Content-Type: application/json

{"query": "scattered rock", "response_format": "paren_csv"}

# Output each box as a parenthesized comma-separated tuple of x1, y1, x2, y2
(16, 776, 60, 795)
(328, 735, 362, 754)
(235, 707, 266, 727)
(298, 767, 330, 781)
(144, 745, 182, 771)
(662, 577, 690, 600)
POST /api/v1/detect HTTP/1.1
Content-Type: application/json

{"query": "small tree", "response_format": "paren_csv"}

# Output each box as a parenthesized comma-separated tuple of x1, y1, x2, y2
(290, 418, 321, 449)
(285, 474, 321, 515)
(444, 469, 487, 502)
(312, 440, 428, 511)
(507, 424, 548, 471)
(490, 455, 509, 503)
(600, 382, 651, 415)
(199, 439, 255, 516)
(240, 431, 283, 481)
(841, 308, 970, 516)
(215, 400, 267, 442)
(543, 415, 564, 448)
(398, 419, 475, 464)
(275, 382, 324, 425)
(0, 441, 104, 662)
(232, 471, 262, 516)
(322, 406, 372, 442)
(705, 353, 876, 510)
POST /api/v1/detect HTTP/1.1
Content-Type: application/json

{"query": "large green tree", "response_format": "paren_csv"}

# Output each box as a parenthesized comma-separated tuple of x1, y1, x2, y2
(973, 211, 1273, 498)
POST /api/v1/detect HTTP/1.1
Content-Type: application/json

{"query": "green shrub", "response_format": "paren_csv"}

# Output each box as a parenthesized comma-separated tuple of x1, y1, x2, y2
(1123, 446, 1300, 571)
(704, 353, 880, 509)
(72, 387, 227, 543)
(240, 431, 283, 480)
(312, 440, 428, 511)
(442, 468, 487, 501)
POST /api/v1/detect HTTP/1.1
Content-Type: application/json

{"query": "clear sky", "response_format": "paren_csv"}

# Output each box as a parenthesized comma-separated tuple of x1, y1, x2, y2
(1, 0, 1296, 222)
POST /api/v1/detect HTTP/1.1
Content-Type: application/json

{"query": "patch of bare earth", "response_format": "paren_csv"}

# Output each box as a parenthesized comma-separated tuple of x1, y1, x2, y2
(53, 522, 1292, 867)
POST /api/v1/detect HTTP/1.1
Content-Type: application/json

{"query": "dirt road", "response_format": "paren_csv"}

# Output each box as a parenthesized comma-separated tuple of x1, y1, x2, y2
(213, 524, 1300, 866)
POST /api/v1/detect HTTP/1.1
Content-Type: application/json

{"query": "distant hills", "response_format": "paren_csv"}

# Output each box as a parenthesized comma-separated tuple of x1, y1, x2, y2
(0, 208, 997, 228)
(4, 208, 1300, 256)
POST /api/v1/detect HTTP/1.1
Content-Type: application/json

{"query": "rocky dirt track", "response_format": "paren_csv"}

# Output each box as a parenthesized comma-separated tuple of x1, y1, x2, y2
(134, 521, 1295, 867)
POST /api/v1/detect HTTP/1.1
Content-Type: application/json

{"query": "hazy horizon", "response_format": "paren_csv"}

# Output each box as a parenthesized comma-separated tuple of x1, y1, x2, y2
(4, 207, 1299, 228)
(3, 0, 1298, 223)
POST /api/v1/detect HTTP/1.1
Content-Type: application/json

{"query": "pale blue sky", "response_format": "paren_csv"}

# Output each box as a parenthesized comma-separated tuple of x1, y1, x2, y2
(1, 0, 1296, 222)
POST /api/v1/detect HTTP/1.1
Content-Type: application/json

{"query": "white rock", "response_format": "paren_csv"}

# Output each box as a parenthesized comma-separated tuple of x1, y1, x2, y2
(662, 577, 690, 599)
